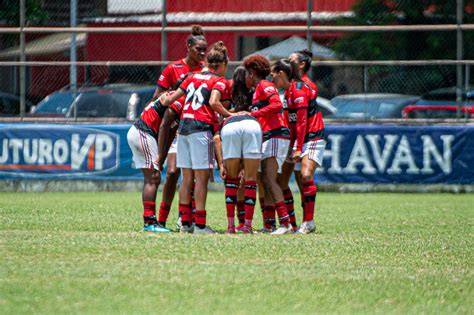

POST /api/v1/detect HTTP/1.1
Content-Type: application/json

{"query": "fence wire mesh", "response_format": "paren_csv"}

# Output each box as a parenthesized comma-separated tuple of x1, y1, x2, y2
(0, 0, 473, 120)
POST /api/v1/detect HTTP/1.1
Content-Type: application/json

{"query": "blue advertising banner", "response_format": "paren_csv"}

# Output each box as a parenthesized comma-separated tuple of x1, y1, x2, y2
(1, 123, 473, 184)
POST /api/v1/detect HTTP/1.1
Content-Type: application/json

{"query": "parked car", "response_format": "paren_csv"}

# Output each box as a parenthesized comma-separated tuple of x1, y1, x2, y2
(0, 91, 33, 116)
(402, 105, 474, 119)
(316, 96, 337, 117)
(406, 86, 474, 118)
(31, 84, 156, 120)
(330, 93, 420, 119)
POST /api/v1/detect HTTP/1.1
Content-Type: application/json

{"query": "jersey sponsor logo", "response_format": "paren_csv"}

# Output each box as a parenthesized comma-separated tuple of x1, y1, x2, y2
(294, 96, 305, 104)
(183, 113, 195, 119)
(0, 126, 119, 176)
(158, 75, 165, 82)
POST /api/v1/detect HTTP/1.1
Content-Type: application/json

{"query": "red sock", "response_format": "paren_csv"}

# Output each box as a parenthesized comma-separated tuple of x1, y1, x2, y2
(303, 181, 317, 222)
(143, 201, 156, 223)
(275, 200, 290, 226)
(178, 203, 192, 226)
(283, 188, 297, 227)
(194, 209, 206, 227)
(237, 200, 245, 224)
(225, 178, 239, 224)
(244, 180, 257, 224)
(263, 205, 276, 229)
(157, 202, 171, 225)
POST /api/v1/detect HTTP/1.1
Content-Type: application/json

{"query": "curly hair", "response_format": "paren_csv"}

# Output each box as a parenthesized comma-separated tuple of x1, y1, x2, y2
(207, 41, 228, 69)
(186, 24, 206, 46)
(243, 54, 271, 79)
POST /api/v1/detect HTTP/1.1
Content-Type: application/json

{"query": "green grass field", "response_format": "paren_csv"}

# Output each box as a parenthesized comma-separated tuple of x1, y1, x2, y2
(1, 191, 473, 314)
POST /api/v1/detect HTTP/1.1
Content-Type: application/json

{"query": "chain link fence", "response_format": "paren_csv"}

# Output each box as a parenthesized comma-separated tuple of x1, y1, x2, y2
(0, 0, 473, 119)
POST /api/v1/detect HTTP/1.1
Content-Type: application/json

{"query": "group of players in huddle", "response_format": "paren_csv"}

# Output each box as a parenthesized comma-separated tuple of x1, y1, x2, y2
(127, 25, 326, 235)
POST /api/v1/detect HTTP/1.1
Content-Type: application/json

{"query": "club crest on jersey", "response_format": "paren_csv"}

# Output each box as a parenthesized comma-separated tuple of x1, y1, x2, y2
(0, 126, 119, 176)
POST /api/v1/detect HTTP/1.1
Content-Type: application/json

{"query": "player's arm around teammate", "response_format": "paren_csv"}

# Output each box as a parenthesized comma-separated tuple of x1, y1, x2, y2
(243, 55, 292, 235)
(161, 41, 231, 234)
(273, 59, 310, 231)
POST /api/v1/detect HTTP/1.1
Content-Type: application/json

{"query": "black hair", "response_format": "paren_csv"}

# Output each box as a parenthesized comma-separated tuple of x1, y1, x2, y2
(294, 49, 313, 73)
(231, 66, 252, 111)
(207, 41, 228, 69)
(272, 59, 301, 81)
(187, 25, 206, 46)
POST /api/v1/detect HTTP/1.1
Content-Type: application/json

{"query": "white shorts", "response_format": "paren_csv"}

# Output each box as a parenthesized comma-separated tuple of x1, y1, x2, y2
(261, 138, 290, 173)
(294, 139, 326, 168)
(168, 135, 178, 154)
(127, 125, 160, 170)
(177, 131, 215, 169)
(221, 119, 262, 160)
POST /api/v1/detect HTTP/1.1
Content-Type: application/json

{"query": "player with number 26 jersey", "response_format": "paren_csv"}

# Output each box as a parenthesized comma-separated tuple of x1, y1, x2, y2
(178, 70, 230, 135)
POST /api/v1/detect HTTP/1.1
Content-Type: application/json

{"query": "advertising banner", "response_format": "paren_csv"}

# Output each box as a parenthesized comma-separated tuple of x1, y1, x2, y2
(1, 123, 473, 184)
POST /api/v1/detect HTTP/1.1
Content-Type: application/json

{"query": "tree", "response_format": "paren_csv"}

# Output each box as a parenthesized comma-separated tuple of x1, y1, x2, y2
(332, 0, 474, 94)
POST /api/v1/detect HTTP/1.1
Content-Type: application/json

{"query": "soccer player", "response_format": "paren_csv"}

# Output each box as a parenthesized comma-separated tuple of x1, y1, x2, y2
(287, 50, 326, 234)
(272, 58, 313, 233)
(160, 41, 233, 234)
(153, 25, 207, 227)
(127, 96, 183, 233)
(243, 54, 292, 235)
(215, 67, 262, 234)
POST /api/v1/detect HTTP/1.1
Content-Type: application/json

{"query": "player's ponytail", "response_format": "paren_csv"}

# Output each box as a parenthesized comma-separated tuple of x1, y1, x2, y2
(294, 49, 313, 73)
(273, 59, 301, 82)
(207, 41, 229, 69)
(231, 67, 251, 112)
(187, 24, 206, 46)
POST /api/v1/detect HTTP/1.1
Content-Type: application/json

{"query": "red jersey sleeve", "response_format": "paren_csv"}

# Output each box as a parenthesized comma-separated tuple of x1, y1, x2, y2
(169, 96, 184, 116)
(250, 83, 283, 118)
(178, 74, 193, 93)
(157, 64, 174, 90)
(293, 86, 309, 151)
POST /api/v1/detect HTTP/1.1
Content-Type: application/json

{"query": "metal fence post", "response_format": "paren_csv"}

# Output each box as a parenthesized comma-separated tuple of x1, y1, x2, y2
(161, 0, 168, 65)
(456, 0, 463, 119)
(363, 64, 368, 93)
(19, 0, 25, 120)
(307, 0, 313, 52)
(71, 0, 78, 120)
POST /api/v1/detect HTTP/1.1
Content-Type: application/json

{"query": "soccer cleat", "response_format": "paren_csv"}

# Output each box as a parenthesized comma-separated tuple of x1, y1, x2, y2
(143, 223, 172, 233)
(176, 216, 183, 230)
(256, 226, 276, 234)
(226, 227, 236, 234)
(235, 223, 245, 233)
(241, 225, 254, 234)
(294, 220, 316, 234)
(271, 225, 293, 235)
(179, 224, 194, 233)
(193, 225, 217, 234)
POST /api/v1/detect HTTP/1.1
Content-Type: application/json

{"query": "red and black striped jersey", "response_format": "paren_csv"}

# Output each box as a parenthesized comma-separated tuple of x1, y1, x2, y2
(134, 93, 184, 138)
(249, 80, 289, 142)
(284, 81, 313, 151)
(178, 70, 230, 135)
(157, 59, 205, 90)
(301, 75, 325, 143)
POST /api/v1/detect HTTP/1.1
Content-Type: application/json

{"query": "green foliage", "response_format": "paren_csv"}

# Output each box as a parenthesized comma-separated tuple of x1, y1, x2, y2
(0, 191, 472, 313)
(0, 0, 48, 26)
(333, 0, 473, 60)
